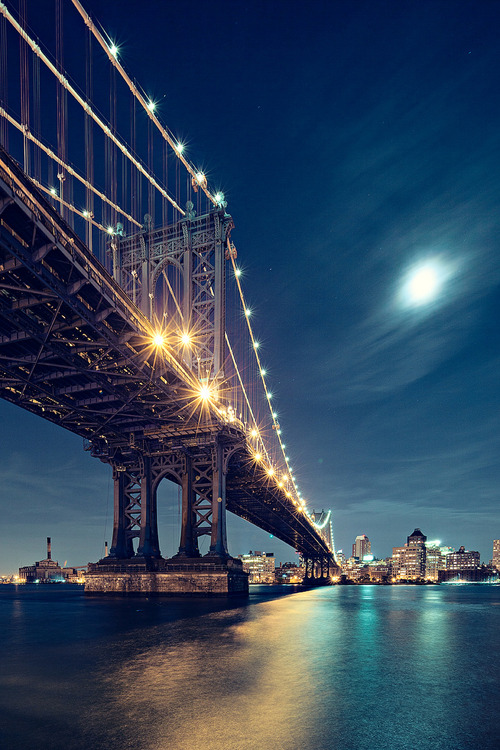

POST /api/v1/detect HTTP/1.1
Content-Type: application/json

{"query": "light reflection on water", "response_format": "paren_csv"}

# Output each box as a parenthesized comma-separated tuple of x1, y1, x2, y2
(1, 584, 500, 750)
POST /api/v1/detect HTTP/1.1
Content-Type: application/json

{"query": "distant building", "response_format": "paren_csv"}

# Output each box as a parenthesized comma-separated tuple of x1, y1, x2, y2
(19, 537, 64, 583)
(445, 546, 480, 571)
(493, 540, 500, 570)
(392, 528, 427, 580)
(238, 551, 275, 584)
(425, 542, 455, 581)
(352, 534, 371, 560)
(336, 550, 347, 567)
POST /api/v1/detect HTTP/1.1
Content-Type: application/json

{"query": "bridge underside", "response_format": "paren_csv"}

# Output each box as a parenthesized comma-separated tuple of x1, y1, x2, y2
(0, 147, 339, 595)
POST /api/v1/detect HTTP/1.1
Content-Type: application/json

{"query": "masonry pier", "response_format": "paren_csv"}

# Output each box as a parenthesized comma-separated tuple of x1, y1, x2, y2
(85, 429, 249, 596)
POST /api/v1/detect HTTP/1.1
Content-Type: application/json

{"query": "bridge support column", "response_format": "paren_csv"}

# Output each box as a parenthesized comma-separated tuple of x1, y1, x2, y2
(109, 466, 138, 559)
(302, 555, 336, 588)
(176, 455, 200, 558)
(207, 439, 229, 559)
(137, 456, 161, 558)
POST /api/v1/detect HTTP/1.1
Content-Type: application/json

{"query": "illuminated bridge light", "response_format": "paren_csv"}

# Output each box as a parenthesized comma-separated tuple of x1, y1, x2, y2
(245, 308, 251, 317)
(235, 268, 242, 277)
(267, 466, 274, 476)
(147, 100, 156, 112)
(199, 385, 211, 400)
(260, 368, 266, 376)
(253, 341, 260, 349)
(152, 333, 165, 347)
(109, 43, 119, 57)
(181, 332, 191, 346)
(175, 142, 184, 154)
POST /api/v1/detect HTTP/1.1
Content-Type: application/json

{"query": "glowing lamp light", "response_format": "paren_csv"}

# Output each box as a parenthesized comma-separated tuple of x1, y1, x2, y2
(195, 172, 206, 185)
(199, 385, 211, 400)
(254, 453, 262, 462)
(107, 226, 114, 234)
(250, 428, 259, 438)
(109, 43, 118, 57)
(175, 142, 184, 154)
(147, 100, 156, 112)
(253, 341, 260, 349)
(245, 308, 251, 317)
(152, 333, 165, 347)
(82, 210, 89, 217)
(235, 268, 242, 277)
(181, 332, 191, 346)
(278, 481, 284, 488)
(267, 467, 275, 476)
(50, 187, 57, 195)
(267, 393, 273, 400)
(214, 192, 225, 204)
(260, 368, 266, 376)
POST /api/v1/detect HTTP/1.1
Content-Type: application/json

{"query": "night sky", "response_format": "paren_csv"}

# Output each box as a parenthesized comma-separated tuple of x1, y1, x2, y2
(1, 0, 500, 572)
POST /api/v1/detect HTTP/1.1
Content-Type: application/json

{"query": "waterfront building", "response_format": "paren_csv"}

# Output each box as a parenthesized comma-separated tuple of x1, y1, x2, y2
(424, 542, 456, 580)
(19, 537, 64, 583)
(352, 534, 371, 560)
(493, 540, 500, 570)
(445, 546, 480, 571)
(238, 551, 276, 584)
(392, 528, 427, 580)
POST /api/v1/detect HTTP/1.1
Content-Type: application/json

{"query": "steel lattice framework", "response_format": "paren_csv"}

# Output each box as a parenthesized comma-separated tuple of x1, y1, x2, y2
(0, 147, 339, 571)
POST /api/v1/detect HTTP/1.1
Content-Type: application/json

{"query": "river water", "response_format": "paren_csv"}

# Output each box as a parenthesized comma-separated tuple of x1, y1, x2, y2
(1, 583, 499, 750)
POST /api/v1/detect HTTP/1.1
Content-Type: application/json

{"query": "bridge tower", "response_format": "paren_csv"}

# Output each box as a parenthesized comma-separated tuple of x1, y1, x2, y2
(302, 510, 338, 585)
(85, 204, 249, 595)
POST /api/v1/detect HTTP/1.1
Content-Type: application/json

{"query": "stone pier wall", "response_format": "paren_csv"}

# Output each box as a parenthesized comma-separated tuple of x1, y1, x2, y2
(85, 561, 249, 596)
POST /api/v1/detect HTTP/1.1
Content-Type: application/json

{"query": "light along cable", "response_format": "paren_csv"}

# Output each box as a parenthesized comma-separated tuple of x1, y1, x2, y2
(71, 0, 218, 206)
(0, 106, 142, 229)
(227, 239, 304, 508)
(0, 2, 185, 216)
(225, 333, 271, 465)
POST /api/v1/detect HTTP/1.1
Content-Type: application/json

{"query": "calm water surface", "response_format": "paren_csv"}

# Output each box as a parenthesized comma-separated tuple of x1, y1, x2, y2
(1, 583, 499, 750)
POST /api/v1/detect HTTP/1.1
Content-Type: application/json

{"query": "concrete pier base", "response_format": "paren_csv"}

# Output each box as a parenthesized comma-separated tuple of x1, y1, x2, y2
(85, 556, 249, 596)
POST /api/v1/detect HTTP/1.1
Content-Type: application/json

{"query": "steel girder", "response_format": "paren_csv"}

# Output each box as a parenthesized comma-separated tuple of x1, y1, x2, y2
(0, 146, 337, 564)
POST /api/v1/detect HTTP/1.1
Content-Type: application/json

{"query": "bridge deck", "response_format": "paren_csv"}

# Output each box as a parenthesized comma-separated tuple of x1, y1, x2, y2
(0, 147, 336, 563)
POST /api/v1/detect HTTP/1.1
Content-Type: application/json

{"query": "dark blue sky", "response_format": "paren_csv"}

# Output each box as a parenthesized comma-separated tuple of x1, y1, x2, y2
(1, 0, 500, 572)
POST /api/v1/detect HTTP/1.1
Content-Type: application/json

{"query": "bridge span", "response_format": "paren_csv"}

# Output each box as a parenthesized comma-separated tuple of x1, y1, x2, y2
(0, 148, 338, 593)
(0, 0, 339, 593)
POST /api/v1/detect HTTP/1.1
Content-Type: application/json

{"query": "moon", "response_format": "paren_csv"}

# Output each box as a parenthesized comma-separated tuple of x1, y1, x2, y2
(400, 261, 447, 308)
(407, 265, 440, 304)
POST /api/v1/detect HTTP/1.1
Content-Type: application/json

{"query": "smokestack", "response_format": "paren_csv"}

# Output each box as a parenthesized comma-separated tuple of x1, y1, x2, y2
(47, 537, 51, 560)
(105, 541, 109, 557)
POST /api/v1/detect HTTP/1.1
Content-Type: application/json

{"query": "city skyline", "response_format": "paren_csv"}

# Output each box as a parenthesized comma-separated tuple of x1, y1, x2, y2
(1, 0, 500, 572)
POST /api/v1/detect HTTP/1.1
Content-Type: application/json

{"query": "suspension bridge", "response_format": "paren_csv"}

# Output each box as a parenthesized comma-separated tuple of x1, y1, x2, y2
(0, 0, 339, 594)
